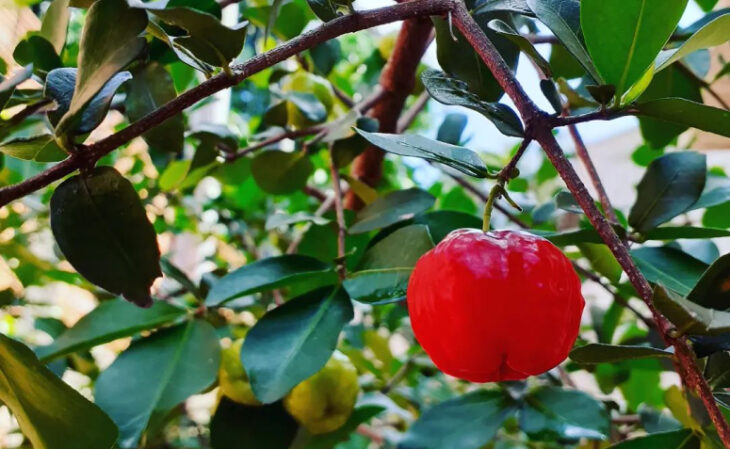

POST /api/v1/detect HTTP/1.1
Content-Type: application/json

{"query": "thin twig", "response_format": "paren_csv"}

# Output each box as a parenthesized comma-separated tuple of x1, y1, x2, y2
(226, 127, 323, 161)
(396, 90, 430, 133)
(3, 99, 53, 127)
(449, 173, 529, 228)
(329, 155, 347, 280)
(551, 108, 635, 127)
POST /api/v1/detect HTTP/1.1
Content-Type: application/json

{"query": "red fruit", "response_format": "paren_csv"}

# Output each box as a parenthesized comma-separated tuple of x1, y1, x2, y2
(407, 229, 584, 383)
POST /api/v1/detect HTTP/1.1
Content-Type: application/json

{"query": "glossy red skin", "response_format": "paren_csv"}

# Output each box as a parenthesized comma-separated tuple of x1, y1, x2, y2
(407, 229, 584, 383)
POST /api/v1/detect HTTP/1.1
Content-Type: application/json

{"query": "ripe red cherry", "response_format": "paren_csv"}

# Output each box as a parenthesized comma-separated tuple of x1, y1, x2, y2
(407, 229, 584, 383)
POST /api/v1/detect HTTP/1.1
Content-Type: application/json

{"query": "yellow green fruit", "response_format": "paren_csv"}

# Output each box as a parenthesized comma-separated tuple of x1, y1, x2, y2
(218, 339, 260, 406)
(283, 72, 335, 128)
(283, 351, 359, 435)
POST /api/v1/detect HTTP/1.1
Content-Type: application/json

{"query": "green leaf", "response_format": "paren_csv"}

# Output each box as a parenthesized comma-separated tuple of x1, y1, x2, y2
(205, 255, 336, 307)
(687, 253, 730, 309)
(437, 113, 468, 145)
(0, 134, 67, 162)
(421, 70, 524, 138)
(40, 0, 70, 54)
(579, 243, 622, 283)
(631, 246, 708, 296)
(527, 0, 600, 81)
(605, 429, 698, 449)
(0, 333, 119, 449)
(45, 68, 132, 134)
(305, 0, 339, 23)
(488, 19, 553, 77)
(147, 7, 247, 67)
(550, 42, 588, 79)
(265, 211, 331, 230)
(635, 99, 730, 139)
(305, 405, 385, 449)
(241, 287, 353, 403)
(413, 210, 482, 243)
(628, 152, 706, 233)
(349, 188, 435, 234)
(432, 14, 519, 102)
(36, 299, 186, 362)
(690, 175, 730, 210)
(0, 64, 33, 110)
(581, 0, 688, 95)
(125, 63, 184, 154)
(50, 167, 162, 307)
(644, 226, 730, 240)
(654, 286, 730, 336)
(570, 343, 673, 364)
(399, 390, 517, 449)
(344, 225, 434, 304)
(474, 0, 533, 16)
(657, 13, 730, 72)
(355, 130, 491, 179)
(210, 398, 299, 449)
(638, 66, 703, 148)
(13, 34, 62, 74)
(56, 0, 147, 136)
(251, 150, 314, 195)
(520, 387, 609, 441)
(95, 319, 220, 448)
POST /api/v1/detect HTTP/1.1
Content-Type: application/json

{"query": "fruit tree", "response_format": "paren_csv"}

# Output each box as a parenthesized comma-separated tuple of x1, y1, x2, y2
(1, 0, 730, 448)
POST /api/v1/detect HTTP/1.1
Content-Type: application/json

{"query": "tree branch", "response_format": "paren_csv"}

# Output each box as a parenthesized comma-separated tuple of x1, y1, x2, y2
(450, 4, 730, 446)
(329, 155, 347, 280)
(0, 0, 454, 208)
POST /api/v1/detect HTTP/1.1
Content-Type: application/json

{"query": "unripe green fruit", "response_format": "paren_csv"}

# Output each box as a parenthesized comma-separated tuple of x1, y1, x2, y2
(218, 339, 261, 406)
(283, 72, 335, 129)
(283, 351, 359, 434)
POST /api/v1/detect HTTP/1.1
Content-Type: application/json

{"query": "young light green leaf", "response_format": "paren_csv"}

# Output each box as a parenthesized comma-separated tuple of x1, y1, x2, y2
(349, 188, 435, 234)
(0, 134, 67, 162)
(657, 14, 730, 72)
(50, 167, 162, 307)
(40, 0, 70, 54)
(56, 0, 147, 135)
(570, 343, 673, 364)
(581, 0, 688, 95)
(400, 390, 517, 449)
(421, 69, 524, 137)
(653, 286, 730, 336)
(632, 246, 708, 296)
(628, 152, 706, 233)
(0, 333, 119, 449)
(36, 299, 186, 362)
(95, 320, 220, 448)
(527, 0, 600, 81)
(251, 150, 314, 195)
(241, 287, 353, 403)
(205, 255, 336, 307)
(355, 130, 491, 179)
(635, 98, 730, 139)
(520, 387, 610, 441)
(126, 63, 184, 154)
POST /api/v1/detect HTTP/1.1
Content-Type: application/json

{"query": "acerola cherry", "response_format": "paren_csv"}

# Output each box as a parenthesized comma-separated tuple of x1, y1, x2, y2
(407, 229, 584, 383)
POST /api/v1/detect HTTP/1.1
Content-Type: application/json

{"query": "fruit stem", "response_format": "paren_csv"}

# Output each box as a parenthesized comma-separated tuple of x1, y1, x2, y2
(481, 139, 531, 232)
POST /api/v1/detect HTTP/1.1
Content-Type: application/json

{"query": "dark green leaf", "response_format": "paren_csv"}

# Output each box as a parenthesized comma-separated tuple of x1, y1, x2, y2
(13, 34, 62, 74)
(37, 299, 185, 362)
(541, 79, 563, 113)
(605, 429, 698, 449)
(309, 39, 341, 76)
(306, 0, 339, 22)
(636, 99, 730, 139)
(399, 390, 516, 449)
(570, 343, 672, 364)
(687, 253, 730, 309)
(46, 68, 132, 134)
(631, 246, 708, 296)
(355, 129, 491, 179)
(251, 150, 314, 195)
(0, 134, 67, 162)
(628, 152, 706, 233)
(241, 288, 353, 403)
(50, 167, 162, 307)
(644, 226, 730, 240)
(474, 0, 533, 15)
(305, 405, 385, 449)
(581, 0, 688, 95)
(527, 0, 600, 81)
(126, 63, 184, 154)
(413, 210, 482, 243)
(210, 398, 298, 449)
(160, 258, 202, 299)
(331, 116, 379, 168)
(488, 19, 552, 77)
(344, 225, 434, 304)
(657, 14, 730, 72)
(432, 14, 519, 102)
(349, 188, 435, 234)
(550, 42, 586, 79)
(95, 320, 220, 448)
(654, 286, 730, 336)
(690, 175, 730, 210)
(56, 0, 147, 135)
(586, 84, 616, 106)
(421, 69, 524, 137)
(205, 255, 336, 307)
(520, 387, 609, 441)
(0, 333, 118, 449)
(639, 405, 683, 433)
(437, 113, 468, 145)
